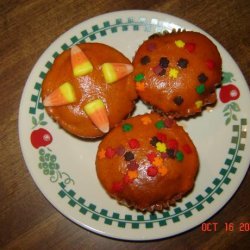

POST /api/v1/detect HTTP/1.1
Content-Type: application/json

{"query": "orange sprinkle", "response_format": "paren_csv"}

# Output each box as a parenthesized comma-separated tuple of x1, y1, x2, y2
(136, 82, 145, 91)
(98, 148, 106, 159)
(152, 157, 163, 167)
(141, 116, 152, 125)
(158, 165, 168, 176)
(127, 170, 138, 180)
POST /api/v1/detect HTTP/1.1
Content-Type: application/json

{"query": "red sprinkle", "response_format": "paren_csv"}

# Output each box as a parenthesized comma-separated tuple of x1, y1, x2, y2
(115, 145, 125, 156)
(146, 152, 157, 163)
(182, 144, 192, 154)
(161, 152, 168, 159)
(167, 139, 178, 150)
(152, 65, 163, 75)
(147, 43, 157, 51)
(147, 166, 158, 177)
(185, 42, 196, 53)
(206, 59, 215, 70)
(123, 174, 133, 184)
(156, 132, 167, 142)
(128, 138, 140, 149)
(127, 160, 139, 170)
(105, 147, 116, 158)
(164, 117, 175, 128)
(111, 181, 124, 193)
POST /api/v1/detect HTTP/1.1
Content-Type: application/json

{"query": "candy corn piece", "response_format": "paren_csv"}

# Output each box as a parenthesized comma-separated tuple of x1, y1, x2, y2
(101, 63, 133, 84)
(71, 45, 93, 77)
(83, 99, 109, 133)
(43, 82, 76, 107)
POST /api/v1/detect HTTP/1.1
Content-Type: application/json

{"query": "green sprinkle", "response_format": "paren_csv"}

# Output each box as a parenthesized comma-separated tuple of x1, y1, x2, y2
(176, 151, 184, 161)
(155, 120, 165, 129)
(122, 123, 133, 132)
(134, 73, 144, 82)
(196, 84, 205, 94)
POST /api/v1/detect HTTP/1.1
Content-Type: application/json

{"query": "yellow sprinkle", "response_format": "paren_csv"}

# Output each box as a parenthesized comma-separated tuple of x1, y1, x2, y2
(98, 148, 106, 159)
(195, 100, 203, 109)
(175, 40, 185, 48)
(169, 68, 179, 79)
(153, 157, 163, 167)
(158, 165, 168, 176)
(141, 116, 152, 125)
(128, 170, 138, 180)
(156, 142, 167, 153)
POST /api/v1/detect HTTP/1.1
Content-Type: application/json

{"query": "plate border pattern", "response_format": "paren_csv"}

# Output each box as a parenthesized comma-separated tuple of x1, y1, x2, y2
(27, 16, 248, 229)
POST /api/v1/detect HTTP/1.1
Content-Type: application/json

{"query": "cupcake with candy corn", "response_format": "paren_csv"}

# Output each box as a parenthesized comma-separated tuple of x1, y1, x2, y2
(131, 31, 222, 118)
(42, 43, 137, 138)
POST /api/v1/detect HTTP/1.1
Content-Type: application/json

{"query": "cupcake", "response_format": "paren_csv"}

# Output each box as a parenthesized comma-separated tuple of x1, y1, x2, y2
(41, 43, 137, 138)
(132, 31, 222, 117)
(96, 113, 199, 211)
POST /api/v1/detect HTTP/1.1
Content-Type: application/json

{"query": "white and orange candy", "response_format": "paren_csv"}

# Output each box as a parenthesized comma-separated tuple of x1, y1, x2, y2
(101, 63, 133, 84)
(43, 82, 76, 107)
(71, 45, 93, 77)
(83, 99, 109, 133)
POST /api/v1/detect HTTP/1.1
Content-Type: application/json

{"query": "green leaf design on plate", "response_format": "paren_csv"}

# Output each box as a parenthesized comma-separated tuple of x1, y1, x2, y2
(222, 72, 235, 84)
(32, 112, 48, 128)
(223, 102, 240, 125)
(38, 148, 75, 185)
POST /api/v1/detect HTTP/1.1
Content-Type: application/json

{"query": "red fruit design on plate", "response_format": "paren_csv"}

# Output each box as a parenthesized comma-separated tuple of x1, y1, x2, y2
(219, 84, 240, 103)
(30, 128, 53, 148)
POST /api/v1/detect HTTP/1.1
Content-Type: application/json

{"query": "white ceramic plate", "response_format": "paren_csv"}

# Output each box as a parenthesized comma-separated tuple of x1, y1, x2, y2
(19, 10, 250, 241)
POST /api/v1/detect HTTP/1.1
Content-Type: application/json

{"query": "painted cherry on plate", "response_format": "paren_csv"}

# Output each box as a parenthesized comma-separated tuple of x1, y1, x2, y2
(219, 84, 240, 103)
(30, 128, 53, 148)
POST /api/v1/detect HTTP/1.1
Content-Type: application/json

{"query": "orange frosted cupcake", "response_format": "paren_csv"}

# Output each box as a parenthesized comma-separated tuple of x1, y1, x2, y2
(41, 43, 137, 138)
(96, 113, 199, 211)
(132, 31, 222, 117)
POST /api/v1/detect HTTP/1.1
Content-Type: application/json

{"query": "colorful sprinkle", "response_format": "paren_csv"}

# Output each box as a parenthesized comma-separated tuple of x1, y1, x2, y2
(175, 40, 185, 48)
(152, 157, 163, 167)
(182, 144, 192, 154)
(115, 145, 125, 156)
(177, 58, 188, 68)
(128, 138, 140, 149)
(176, 151, 184, 161)
(195, 100, 203, 108)
(147, 43, 157, 51)
(122, 123, 133, 132)
(196, 84, 206, 94)
(141, 116, 152, 125)
(123, 174, 133, 184)
(161, 152, 168, 159)
(150, 136, 160, 146)
(127, 160, 139, 170)
(167, 148, 176, 158)
(156, 132, 167, 142)
(134, 73, 145, 82)
(152, 65, 163, 75)
(147, 166, 158, 177)
(158, 68, 166, 76)
(147, 152, 157, 163)
(169, 68, 179, 79)
(140, 55, 150, 65)
(198, 73, 208, 83)
(173, 96, 184, 106)
(124, 151, 134, 161)
(159, 57, 169, 68)
(155, 120, 165, 129)
(156, 142, 167, 153)
(127, 170, 138, 180)
(98, 148, 106, 159)
(158, 165, 168, 176)
(136, 82, 145, 91)
(167, 139, 178, 150)
(111, 181, 124, 193)
(105, 147, 116, 159)
(164, 117, 175, 128)
(206, 59, 215, 70)
(185, 42, 196, 52)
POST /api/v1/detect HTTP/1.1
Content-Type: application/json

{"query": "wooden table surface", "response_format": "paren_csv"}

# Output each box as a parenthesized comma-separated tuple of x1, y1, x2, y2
(1, 0, 249, 249)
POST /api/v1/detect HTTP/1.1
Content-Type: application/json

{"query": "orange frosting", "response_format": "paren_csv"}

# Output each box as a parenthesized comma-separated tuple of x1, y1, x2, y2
(131, 31, 222, 117)
(96, 113, 199, 211)
(41, 43, 137, 138)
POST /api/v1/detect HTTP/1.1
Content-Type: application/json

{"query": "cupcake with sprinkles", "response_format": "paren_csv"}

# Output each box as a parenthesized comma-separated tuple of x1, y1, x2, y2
(132, 31, 222, 117)
(96, 113, 199, 212)
(42, 43, 136, 138)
